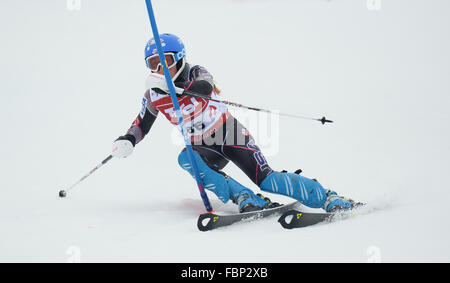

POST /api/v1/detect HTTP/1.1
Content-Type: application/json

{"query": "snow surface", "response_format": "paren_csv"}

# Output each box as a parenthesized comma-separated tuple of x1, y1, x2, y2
(0, 0, 449, 262)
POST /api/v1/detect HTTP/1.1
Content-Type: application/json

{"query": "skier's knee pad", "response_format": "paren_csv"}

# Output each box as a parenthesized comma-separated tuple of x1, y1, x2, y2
(259, 171, 327, 208)
(177, 150, 231, 203)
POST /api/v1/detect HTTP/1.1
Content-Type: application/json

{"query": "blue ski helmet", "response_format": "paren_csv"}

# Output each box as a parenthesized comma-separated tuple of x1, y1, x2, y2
(144, 33, 186, 68)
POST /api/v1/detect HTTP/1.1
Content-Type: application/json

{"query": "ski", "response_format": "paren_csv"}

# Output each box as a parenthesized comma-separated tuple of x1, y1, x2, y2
(278, 205, 365, 229)
(197, 201, 299, 231)
(278, 210, 332, 229)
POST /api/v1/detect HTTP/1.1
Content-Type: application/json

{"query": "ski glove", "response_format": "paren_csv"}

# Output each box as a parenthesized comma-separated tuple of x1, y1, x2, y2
(146, 72, 213, 97)
(176, 80, 213, 98)
(112, 135, 135, 158)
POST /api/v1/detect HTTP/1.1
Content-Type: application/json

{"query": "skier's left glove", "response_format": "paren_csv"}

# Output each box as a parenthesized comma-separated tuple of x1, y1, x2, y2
(112, 135, 135, 158)
(175, 80, 213, 98)
(146, 72, 213, 97)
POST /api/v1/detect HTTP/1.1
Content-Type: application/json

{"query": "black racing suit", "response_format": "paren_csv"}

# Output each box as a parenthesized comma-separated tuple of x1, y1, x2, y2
(118, 63, 273, 186)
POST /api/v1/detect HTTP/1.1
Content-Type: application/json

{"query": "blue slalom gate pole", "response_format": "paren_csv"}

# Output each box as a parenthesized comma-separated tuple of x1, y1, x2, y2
(144, 0, 213, 212)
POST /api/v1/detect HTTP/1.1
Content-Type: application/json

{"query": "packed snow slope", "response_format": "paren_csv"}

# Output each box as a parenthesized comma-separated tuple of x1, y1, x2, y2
(0, 0, 449, 262)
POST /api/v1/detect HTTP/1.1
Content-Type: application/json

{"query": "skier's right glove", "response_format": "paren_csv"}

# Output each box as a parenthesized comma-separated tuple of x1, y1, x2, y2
(112, 135, 135, 158)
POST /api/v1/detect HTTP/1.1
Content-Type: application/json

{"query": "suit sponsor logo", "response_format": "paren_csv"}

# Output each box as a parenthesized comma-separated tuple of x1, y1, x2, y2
(140, 97, 148, 118)
(247, 140, 270, 171)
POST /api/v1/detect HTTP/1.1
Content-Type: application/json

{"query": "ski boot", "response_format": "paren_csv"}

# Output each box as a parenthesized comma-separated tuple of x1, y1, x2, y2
(232, 188, 281, 213)
(322, 190, 363, 213)
(257, 194, 282, 209)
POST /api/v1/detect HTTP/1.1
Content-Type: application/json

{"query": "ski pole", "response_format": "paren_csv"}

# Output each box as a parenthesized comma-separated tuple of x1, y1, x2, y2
(59, 155, 113, 198)
(144, 0, 213, 212)
(148, 72, 333, 125)
(182, 89, 333, 125)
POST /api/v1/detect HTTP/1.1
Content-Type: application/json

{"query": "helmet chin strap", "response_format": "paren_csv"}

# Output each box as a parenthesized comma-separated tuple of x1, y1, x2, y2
(171, 57, 186, 82)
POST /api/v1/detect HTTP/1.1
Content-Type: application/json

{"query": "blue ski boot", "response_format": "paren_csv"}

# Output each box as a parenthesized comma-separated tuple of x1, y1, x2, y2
(230, 181, 281, 213)
(322, 190, 362, 213)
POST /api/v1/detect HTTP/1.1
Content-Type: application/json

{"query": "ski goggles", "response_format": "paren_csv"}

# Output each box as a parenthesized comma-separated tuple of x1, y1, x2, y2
(146, 52, 182, 72)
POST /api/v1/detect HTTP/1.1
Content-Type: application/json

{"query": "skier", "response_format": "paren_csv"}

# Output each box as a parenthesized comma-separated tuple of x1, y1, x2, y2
(112, 33, 359, 213)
